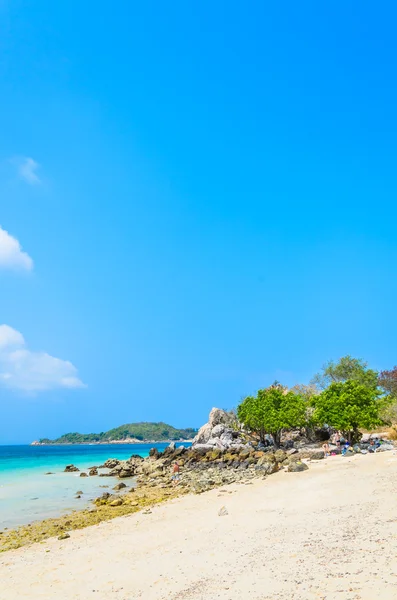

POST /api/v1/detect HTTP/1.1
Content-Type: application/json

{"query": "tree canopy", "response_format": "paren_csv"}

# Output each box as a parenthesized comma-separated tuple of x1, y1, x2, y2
(237, 387, 307, 447)
(311, 380, 386, 441)
(311, 355, 378, 391)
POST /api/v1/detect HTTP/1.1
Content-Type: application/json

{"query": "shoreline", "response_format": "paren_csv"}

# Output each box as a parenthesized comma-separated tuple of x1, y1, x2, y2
(1, 451, 396, 599)
(29, 440, 193, 446)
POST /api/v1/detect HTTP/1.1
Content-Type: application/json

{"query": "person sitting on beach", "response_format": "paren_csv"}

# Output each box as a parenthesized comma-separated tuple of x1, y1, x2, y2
(322, 442, 330, 457)
(171, 462, 180, 486)
(368, 439, 376, 452)
(341, 441, 351, 456)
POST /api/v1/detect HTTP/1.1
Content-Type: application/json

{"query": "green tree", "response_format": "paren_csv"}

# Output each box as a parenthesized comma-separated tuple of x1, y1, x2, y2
(237, 387, 307, 448)
(311, 380, 387, 442)
(311, 355, 378, 390)
(378, 366, 397, 424)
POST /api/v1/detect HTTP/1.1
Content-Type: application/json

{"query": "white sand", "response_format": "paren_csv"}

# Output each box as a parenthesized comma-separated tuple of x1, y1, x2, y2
(1, 452, 397, 600)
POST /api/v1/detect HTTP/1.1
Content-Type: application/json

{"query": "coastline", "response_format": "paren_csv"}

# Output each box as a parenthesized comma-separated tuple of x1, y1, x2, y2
(30, 439, 194, 446)
(1, 451, 396, 599)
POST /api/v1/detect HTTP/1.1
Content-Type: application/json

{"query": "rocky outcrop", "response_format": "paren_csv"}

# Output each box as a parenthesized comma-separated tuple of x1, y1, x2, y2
(101, 459, 120, 469)
(64, 465, 79, 473)
(192, 408, 246, 451)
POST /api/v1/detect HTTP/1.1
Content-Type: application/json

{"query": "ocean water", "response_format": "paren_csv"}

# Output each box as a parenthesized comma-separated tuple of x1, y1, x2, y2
(0, 443, 189, 529)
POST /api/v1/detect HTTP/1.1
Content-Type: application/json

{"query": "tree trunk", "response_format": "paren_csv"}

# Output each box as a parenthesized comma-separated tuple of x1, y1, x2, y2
(272, 431, 281, 449)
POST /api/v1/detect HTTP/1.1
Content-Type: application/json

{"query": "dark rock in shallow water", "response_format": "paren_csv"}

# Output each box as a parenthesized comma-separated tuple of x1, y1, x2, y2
(45, 472, 55, 475)
(103, 459, 120, 469)
(79, 472, 88, 477)
(76, 490, 83, 494)
(113, 482, 127, 491)
(64, 464, 79, 473)
(89, 468, 98, 476)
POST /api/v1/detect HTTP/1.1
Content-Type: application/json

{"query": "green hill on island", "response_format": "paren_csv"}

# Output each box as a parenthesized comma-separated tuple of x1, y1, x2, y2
(39, 422, 197, 444)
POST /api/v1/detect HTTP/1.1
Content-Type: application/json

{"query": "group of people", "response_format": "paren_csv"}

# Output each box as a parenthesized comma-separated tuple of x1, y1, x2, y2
(322, 431, 381, 457)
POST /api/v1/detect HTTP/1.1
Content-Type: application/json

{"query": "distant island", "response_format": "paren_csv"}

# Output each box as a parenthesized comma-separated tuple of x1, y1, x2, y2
(32, 422, 197, 445)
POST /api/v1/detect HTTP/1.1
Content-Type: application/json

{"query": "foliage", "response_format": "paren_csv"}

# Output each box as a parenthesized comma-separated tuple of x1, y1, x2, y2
(311, 355, 378, 391)
(311, 380, 388, 442)
(378, 366, 397, 396)
(40, 422, 197, 444)
(237, 387, 307, 447)
(377, 366, 397, 424)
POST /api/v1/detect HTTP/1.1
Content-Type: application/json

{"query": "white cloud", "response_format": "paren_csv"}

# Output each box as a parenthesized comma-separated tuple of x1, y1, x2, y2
(0, 226, 33, 271)
(17, 157, 41, 185)
(0, 325, 86, 392)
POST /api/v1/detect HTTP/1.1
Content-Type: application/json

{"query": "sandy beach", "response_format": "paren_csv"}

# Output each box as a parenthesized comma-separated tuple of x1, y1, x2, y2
(1, 451, 396, 600)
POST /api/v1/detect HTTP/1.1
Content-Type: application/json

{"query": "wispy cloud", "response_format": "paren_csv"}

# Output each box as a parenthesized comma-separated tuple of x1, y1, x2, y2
(0, 226, 33, 271)
(0, 325, 86, 393)
(16, 157, 41, 185)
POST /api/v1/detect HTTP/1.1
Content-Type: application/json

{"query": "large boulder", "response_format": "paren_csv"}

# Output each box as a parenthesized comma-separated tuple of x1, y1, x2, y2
(193, 423, 212, 445)
(209, 408, 232, 427)
(287, 460, 309, 473)
(192, 408, 234, 447)
(64, 464, 79, 472)
(309, 451, 325, 460)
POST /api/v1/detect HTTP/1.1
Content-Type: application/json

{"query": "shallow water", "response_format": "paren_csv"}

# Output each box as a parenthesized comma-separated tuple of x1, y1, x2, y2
(0, 443, 189, 529)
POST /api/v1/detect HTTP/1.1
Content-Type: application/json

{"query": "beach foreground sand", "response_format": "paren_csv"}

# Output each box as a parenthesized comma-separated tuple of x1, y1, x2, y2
(1, 452, 397, 600)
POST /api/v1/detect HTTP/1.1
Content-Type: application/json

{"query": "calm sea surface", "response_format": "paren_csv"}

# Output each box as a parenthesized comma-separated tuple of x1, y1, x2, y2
(0, 443, 190, 529)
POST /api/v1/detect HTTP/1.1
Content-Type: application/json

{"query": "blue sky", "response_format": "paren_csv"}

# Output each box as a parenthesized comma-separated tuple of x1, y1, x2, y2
(1, 1, 397, 443)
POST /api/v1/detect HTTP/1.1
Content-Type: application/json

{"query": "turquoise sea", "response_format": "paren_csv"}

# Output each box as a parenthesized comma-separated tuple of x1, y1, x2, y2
(0, 443, 189, 529)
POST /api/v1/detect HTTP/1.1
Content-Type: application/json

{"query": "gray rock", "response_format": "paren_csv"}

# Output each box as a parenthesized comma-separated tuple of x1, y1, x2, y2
(58, 533, 70, 540)
(287, 448, 298, 455)
(113, 482, 127, 491)
(376, 443, 394, 452)
(192, 443, 214, 453)
(287, 461, 309, 473)
(193, 422, 212, 445)
(119, 469, 133, 478)
(218, 506, 228, 516)
(309, 451, 325, 460)
(209, 408, 231, 427)
(192, 408, 234, 446)
(211, 424, 226, 437)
